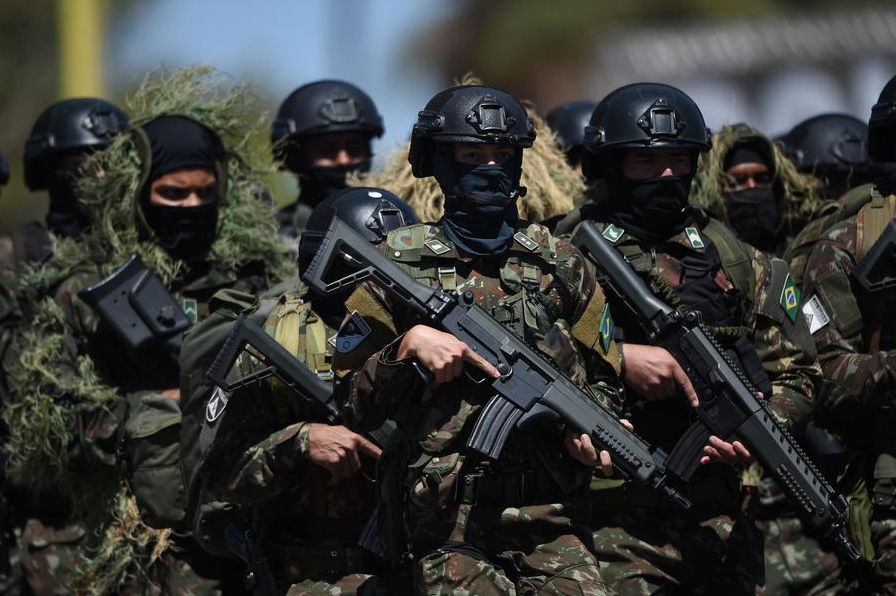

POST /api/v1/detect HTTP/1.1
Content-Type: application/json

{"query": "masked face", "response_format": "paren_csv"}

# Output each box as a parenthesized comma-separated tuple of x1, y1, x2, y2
(142, 168, 220, 260)
(723, 187, 781, 249)
(45, 151, 95, 238)
(602, 148, 695, 239)
(433, 143, 523, 257)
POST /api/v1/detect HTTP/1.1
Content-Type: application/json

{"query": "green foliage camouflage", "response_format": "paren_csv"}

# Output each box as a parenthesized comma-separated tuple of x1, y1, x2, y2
(2, 65, 291, 594)
(690, 122, 823, 245)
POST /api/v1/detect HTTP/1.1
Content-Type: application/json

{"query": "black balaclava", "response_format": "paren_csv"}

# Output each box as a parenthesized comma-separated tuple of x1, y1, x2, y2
(600, 152, 696, 243)
(45, 162, 92, 238)
(722, 140, 780, 250)
(139, 116, 222, 261)
(433, 146, 523, 257)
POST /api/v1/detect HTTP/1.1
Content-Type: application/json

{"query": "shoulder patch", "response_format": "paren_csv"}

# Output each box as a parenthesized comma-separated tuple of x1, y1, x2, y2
(182, 298, 199, 324)
(335, 310, 371, 354)
(602, 224, 624, 244)
(205, 386, 229, 422)
(684, 227, 705, 249)
(513, 231, 539, 252)
(801, 294, 830, 334)
(779, 272, 801, 322)
(599, 303, 615, 353)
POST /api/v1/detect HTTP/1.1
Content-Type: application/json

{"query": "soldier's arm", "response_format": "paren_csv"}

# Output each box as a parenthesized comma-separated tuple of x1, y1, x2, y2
(747, 250, 820, 434)
(802, 236, 896, 428)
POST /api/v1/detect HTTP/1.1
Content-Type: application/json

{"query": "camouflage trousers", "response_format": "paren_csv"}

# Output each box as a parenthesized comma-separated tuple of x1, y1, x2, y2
(590, 504, 763, 595)
(756, 515, 845, 596)
(873, 516, 896, 594)
(15, 518, 86, 596)
(286, 570, 412, 595)
(412, 501, 607, 595)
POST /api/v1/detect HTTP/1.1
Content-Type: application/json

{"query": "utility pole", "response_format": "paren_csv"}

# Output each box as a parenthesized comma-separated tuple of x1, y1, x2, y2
(57, 0, 106, 98)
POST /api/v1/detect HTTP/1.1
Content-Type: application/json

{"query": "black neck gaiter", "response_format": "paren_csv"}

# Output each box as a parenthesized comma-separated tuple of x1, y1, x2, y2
(438, 162, 520, 257)
(142, 197, 219, 261)
(723, 187, 780, 250)
(605, 174, 695, 243)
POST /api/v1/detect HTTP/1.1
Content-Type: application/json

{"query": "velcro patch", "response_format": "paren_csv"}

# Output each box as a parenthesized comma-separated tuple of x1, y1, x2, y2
(599, 303, 615, 353)
(780, 273, 801, 322)
(513, 231, 539, 252)
(602, 224, 624, 244)
(335, 310, 371, 353)
(424, 238, 450, 255)
(182, 298, 199, 324)
(685, 226, 705, 249)
(206, 386, 229, 422)
(801, 294, 830, 334)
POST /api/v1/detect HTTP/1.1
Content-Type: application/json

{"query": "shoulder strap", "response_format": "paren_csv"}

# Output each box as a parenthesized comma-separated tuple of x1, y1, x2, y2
(858, 188, 896, 263)
(702, 219, 754, 298)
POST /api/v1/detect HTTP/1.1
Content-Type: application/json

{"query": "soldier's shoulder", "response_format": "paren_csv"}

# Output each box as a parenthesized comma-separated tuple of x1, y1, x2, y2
(386, 223, 460, 262)
(514, 221, 578, 262)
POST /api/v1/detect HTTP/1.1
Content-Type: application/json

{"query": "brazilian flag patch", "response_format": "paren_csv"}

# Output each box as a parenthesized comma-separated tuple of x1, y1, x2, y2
(599, 303, 614, 353)
(780, 273, 801, 322)
(182, 298, 199, 324)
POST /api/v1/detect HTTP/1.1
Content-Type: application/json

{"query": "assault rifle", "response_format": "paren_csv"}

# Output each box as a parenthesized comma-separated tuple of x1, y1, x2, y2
(569, 220, 861, 563)
(302, 217, 691, 510)
(206, 313, 394, 446)
(206, 313, 339, 423)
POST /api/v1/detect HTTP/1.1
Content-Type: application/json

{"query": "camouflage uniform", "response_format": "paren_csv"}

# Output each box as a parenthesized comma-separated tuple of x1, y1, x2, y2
(332, 221, 623, 595)
(552, 204, 822, 595)
(801, 190, 896, 594)
(786, 183, 878, 286)
(182, 288, 409, 595)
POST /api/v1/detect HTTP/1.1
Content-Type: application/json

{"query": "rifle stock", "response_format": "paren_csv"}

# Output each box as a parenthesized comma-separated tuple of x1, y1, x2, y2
(570, 220, 861, 563)
(303, 218, 691, 510)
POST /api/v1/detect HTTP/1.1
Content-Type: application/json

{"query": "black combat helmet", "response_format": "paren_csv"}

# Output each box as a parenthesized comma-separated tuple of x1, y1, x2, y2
(271, 80, 384, 171)
(545, 100, 598, 166)
(581, 82, 711, 180)
(869, 74, 896, 164)
(783, 113, 868, 175)
(408, 84, 535, 187)
(298, 186, 417, 277)
(24, 97, 129, 191)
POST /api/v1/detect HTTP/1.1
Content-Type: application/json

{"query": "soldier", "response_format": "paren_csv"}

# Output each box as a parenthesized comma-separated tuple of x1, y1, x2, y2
(690, 122, 823, 257)
(801, 72, 896, 594)
(0, 100, 129, 596)
(180, 187, 417, 594)
(0, 98, 129, 278)
(271, 80, 384, 242)
(550, 82, 822, 594)
(329, 83, 628, 594)
(545, 100, 602, 207)
(1, 66, 290, 595)
(782, 114, 873, 285)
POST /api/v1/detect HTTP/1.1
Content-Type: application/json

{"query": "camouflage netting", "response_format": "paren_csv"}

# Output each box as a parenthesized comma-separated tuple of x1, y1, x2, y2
(2, 65, 291, 593)
(689, 122, 823, 241)
(355, 74, 582, 224)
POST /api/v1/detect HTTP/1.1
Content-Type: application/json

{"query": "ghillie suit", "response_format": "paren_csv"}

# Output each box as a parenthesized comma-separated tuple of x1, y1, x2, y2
(357, 75, 583, 224)
(2, 65, 290, 595)
(690, 122, 823, 256)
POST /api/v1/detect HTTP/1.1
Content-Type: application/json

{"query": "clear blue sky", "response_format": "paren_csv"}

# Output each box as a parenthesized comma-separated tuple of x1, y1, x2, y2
(108, 0, 458, 163)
